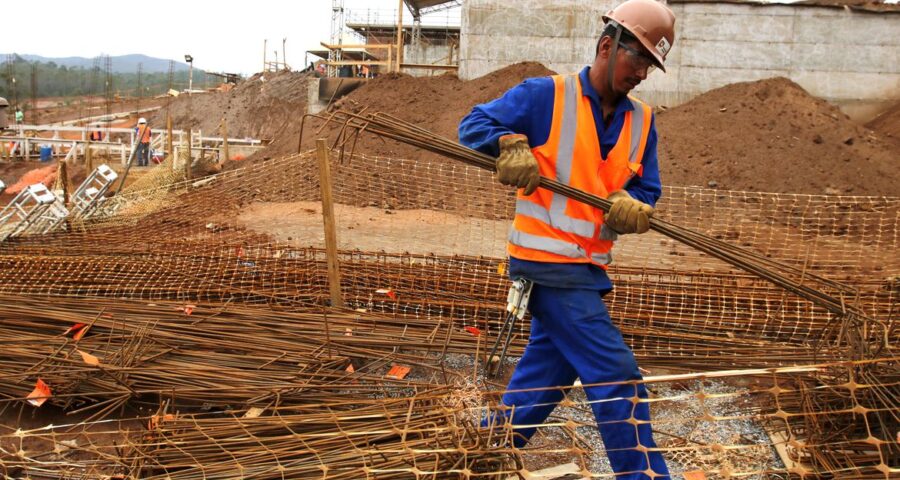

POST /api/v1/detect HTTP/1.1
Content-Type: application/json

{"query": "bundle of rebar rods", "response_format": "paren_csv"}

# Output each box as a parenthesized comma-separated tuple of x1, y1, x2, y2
(0, 295, 482, 418)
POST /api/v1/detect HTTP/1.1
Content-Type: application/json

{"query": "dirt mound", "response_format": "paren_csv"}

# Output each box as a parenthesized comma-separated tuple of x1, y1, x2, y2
(263, 62, 557, 161)
(5, 165, 57, 195)
(656, 77, 898, 196)
(149, 70, 311, 142)
(866, 101, 900, 146)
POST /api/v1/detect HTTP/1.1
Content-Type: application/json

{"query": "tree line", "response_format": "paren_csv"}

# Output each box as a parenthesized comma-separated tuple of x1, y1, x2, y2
(0, 55, 207, 108)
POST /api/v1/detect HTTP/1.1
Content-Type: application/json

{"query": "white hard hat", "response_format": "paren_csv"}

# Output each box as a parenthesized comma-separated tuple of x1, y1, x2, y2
(138, 117, 147, 124)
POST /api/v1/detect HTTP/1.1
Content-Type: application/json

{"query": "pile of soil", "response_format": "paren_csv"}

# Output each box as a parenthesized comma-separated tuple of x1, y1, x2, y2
(144, 63, 895, 196)
(148, 70, 311, 142)
(263, 62, 557, 161)
(656, 77, 898, 195)
(5, 165, 56, 194)
(0, 161, 89, 203)
(866, 100, 900, 146)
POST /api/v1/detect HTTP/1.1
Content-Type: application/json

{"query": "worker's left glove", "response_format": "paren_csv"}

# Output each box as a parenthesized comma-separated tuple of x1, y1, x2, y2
(496, 134, 541, 196)
(605, 190, 654, 234)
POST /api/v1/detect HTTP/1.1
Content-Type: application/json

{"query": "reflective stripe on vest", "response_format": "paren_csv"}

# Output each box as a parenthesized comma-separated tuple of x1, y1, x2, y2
(509, 229, 612, 265)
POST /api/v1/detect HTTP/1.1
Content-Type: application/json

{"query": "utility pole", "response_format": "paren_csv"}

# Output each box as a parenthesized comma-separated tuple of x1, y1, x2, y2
(395, 0, 404, 73)
(4, 55, 17, 111)
(104, 55, 112, 138)
(263, 39, 267, 72)
(136, 62, 143, 119)
(30, 63, 37, 124)
(282, 38, 287, 71)
(184, 54, 194, 95)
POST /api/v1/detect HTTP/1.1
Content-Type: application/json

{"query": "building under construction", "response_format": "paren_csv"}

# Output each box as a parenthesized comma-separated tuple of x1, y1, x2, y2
(0, 0, 897, 478)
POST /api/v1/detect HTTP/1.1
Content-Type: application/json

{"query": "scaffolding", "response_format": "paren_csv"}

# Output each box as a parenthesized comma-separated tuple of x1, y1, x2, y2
(329, 0, 345, 77)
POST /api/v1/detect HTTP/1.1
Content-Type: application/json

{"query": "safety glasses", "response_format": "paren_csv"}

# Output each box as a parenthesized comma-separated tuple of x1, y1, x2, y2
(618, 42, 657, 74)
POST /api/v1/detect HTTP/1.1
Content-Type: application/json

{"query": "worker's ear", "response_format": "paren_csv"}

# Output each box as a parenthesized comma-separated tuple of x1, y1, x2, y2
(595, 36, 612, 61)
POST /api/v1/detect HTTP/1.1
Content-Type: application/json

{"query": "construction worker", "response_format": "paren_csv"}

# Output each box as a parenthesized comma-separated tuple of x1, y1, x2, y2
(15, 108, 24, 126)
(135, 118, 151, 166)
(458, 0, 675, 478)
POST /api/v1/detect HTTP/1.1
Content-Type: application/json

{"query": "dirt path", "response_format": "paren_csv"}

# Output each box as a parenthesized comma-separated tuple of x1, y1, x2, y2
(236, 201, 511, 258)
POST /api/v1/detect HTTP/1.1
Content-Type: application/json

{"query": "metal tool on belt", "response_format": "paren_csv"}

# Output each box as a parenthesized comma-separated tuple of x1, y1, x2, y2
(486, 278, 533, 378)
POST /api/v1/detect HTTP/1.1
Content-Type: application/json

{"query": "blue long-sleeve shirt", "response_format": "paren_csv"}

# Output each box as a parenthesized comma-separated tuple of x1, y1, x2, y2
(458, 66, 663, 292)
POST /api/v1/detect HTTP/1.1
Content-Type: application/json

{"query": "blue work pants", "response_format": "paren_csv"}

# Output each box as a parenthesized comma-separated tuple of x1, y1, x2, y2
(498, 284, 669, 479)
(135, 143, 150, 166)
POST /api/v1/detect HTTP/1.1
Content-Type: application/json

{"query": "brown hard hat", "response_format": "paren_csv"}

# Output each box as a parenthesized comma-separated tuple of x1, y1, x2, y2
(603, 0, 676, 72)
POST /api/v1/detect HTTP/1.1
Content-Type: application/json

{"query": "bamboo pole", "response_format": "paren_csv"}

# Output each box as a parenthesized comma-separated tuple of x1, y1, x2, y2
(56, 159, 69, 206)
(221, 118, 229, 163)
(184, 128, 192, 180)
(166, 114, 173, 165)
(316, 139, 344, 308)
(85, 132, 93, 172)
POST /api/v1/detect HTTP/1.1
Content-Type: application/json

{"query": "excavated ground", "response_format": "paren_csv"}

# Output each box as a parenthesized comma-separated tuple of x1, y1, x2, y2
(269, 66, 897, 196)
(8, 63, 894, 197)
(148, 70, 312, 143)
(655, 77, 898, 195)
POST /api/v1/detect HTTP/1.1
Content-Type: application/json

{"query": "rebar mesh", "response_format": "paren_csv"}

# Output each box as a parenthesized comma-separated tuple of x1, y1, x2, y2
(3, 337, 896, 479)
(0, 152, 894, 359)
(0, 151, 897, 478)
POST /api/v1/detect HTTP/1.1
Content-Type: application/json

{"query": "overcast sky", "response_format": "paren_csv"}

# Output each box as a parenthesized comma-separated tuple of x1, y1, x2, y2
(3, 0, 451, 74)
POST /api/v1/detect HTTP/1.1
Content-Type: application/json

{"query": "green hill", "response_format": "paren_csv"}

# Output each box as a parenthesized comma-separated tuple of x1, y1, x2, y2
(0, 54, 210, 104)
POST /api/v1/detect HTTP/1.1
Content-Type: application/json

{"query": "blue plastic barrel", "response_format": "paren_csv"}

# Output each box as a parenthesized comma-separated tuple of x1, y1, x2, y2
(39, 145, 53, 162)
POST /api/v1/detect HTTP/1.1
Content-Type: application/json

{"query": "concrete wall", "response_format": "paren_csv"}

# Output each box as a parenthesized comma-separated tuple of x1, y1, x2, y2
(405, 42, 458, 77)
(359, 31, 459, 77)
(460, 0, 900, 119)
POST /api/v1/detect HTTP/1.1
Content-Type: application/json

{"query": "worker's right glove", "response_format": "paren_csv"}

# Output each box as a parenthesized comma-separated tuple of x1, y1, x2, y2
(496, 134, 541, 196)
(605, 190, 655, 234)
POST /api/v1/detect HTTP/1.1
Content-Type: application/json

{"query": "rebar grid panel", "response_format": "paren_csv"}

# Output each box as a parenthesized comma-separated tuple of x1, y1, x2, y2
(5, 151, 897, 279)
(0, 243, 892, 370)
(3, 358, 896, 479)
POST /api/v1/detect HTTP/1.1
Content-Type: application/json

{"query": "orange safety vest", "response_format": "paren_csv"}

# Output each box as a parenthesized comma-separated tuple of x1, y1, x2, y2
(137, 125, 151, 143)
(508, 74, 653, 268)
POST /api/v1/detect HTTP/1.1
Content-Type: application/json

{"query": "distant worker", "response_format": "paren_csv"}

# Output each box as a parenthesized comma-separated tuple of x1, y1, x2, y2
(15, 108, 24, 126)
(135, 118, 151, 167)
(459, 0, 676, 478)
(89, 128, 103, 142)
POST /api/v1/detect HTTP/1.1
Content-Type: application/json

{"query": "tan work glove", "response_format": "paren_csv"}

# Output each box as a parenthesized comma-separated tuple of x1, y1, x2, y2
(496, 134, 540, 195)
(605, 190, 655, 234)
